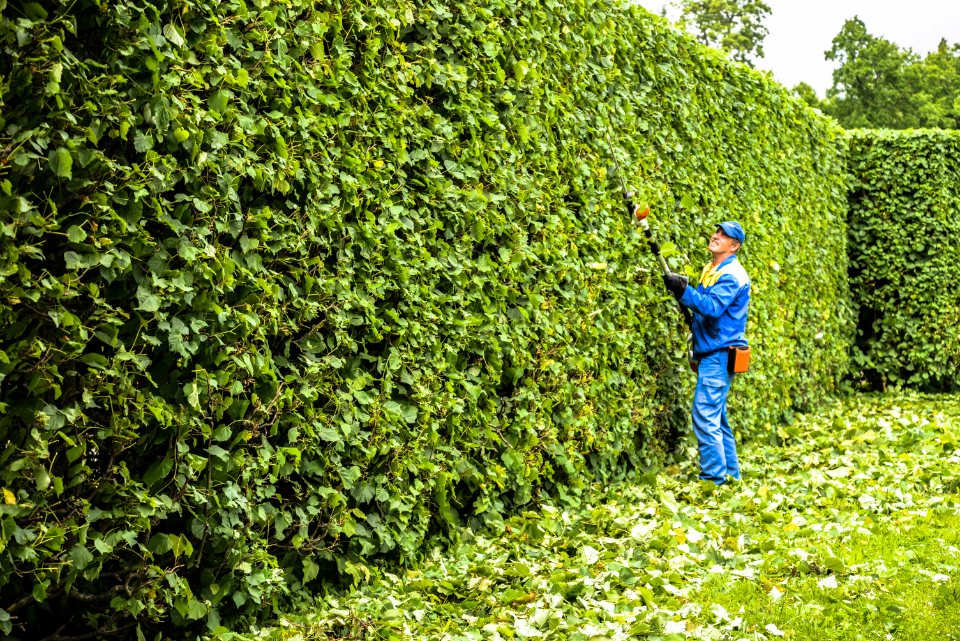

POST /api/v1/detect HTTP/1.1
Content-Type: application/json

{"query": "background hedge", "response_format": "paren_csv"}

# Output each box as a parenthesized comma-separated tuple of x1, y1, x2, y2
(0, 0, 851, 637)
(846, 129, 960, 392)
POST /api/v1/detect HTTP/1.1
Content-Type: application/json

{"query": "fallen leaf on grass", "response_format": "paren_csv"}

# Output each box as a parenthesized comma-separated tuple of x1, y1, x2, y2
(817, 576, 839, 589)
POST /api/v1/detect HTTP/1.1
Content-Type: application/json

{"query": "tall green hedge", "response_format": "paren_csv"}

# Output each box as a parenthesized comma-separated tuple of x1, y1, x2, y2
(0, 0, 850, 636)
(846, 129, 960, 392)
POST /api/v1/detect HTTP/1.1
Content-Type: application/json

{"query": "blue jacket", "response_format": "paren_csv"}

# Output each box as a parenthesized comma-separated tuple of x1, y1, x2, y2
(679, 255, 750, 358)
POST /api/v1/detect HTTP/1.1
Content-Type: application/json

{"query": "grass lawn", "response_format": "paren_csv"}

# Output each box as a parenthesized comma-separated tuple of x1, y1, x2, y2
(210, 394, 960, 641)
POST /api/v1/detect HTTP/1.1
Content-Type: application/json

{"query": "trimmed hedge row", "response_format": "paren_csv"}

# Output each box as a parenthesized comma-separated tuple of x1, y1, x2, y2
(846, 129, 960, 392)
(0, 0, 851, 636)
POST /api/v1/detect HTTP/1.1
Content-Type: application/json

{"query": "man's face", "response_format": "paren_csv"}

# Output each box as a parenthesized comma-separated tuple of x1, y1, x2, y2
(709, 228, 741, 255)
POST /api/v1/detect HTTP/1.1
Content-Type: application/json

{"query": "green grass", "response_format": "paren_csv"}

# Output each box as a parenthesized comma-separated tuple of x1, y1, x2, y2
(208, 393, 960, 641)
(691, 512, 960, 640)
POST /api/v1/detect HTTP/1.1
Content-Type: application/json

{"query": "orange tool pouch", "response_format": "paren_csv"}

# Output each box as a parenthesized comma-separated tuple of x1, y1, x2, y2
(727, 346, 751, 374)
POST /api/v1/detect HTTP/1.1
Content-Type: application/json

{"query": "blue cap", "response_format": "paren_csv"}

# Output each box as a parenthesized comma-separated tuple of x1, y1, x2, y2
(716, 221, 745, 244)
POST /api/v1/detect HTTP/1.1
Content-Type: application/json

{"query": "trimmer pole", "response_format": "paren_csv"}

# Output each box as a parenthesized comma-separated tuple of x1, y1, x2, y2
(634, 206, 694, 329)
(605, 133, 693, 329)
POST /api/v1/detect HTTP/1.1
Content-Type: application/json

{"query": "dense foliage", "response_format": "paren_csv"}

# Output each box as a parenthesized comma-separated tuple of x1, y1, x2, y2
(0, 0, 850, 636)
(801, 18, 960, 130)
(846, 130, 960, 392)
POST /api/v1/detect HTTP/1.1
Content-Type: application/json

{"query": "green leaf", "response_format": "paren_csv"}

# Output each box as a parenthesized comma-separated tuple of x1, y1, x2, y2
(186, 598, 207, 620)
(353, 390, 374, 405)
(93, 538, 114, 554)
(512, 60, 529, 82)
(66, 444, 84, 463)
(35, 468, 50, 491)
(22, 2, 47, 19)
(66, 225, 86, 243)
(187, 381, 201, 409)
(341, 515, 356, 537)
(163, 24, 185, 47)
(303, 558, 320, 583)
(147, 534, 173, 555)
(823, 556, 846, 574)
(133, 130, 154, 152)
(207, 445, 229, 461)
(209, 90, 230, 114)
(0, 608, 12, 636)
(502, 450, 523, 472)
(32, 581, 48, 603)
(67, 545, 94, 570)
(64, 250, 100, 270)
(151, 98, 172, 130)
(501, 588, 531, 604)
(136, 285, 161, 312)
(170, 534, 194, 559)
(400, 404, 418, 424)
(79, 353, 110, 370)
(317, 426, 341, 442)
(45, 62, 62, 95)
(48, 148, 72, 179)
(143, 456, 173, 486)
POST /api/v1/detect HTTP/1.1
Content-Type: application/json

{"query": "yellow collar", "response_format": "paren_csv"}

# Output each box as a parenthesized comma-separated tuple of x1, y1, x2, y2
(700, 260, 728, 288)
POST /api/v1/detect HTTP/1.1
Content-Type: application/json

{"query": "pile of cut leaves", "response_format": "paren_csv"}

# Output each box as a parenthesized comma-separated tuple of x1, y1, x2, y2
(212, 394, 960, 640)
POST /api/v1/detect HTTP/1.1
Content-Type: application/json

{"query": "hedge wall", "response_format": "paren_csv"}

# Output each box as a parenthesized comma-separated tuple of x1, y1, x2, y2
(0, 0, 851, 636)
(846, 129, 960, 392)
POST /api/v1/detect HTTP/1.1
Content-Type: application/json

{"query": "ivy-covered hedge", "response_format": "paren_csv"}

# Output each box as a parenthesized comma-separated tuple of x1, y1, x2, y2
(0, 0, 851, 636)
(846, 129, 960, 392)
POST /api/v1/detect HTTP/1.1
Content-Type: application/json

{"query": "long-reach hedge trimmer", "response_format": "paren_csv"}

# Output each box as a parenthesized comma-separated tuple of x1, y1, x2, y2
(605, 133, 693, 330)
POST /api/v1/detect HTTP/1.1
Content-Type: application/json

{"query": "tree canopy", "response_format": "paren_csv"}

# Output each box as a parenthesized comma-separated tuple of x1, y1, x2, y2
(673, 0, 772, 67)
(818, 17, 960, 129)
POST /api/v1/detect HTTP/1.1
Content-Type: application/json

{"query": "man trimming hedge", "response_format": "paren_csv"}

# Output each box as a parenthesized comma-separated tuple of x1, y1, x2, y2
(663, 222, 751, 485)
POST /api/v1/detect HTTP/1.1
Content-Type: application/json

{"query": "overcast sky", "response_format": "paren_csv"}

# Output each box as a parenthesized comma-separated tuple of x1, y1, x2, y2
(638, 0, 960, 95)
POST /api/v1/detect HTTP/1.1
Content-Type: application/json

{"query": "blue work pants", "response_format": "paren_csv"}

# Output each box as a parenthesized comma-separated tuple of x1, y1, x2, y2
(691, 350, 740, 484)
